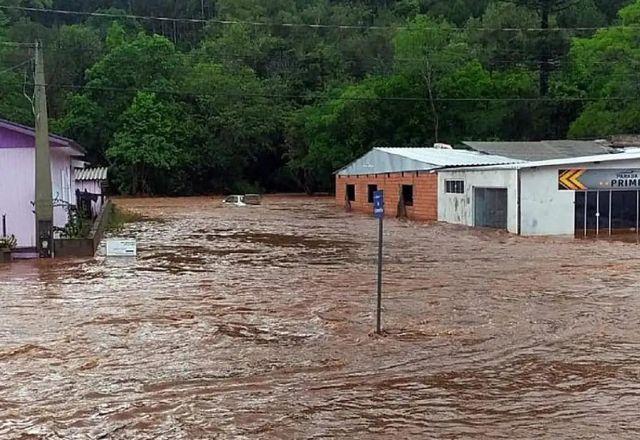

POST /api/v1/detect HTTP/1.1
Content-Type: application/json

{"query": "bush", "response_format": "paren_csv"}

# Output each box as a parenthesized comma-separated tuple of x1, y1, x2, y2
(0, 235, 17, 250)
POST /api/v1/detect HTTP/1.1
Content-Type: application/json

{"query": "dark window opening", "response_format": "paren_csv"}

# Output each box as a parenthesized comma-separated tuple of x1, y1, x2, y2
(446, 180, 465, 194)
(402, 185, 414, 206)
(367, 184, 378, 203)
(346, 184, 355, 202)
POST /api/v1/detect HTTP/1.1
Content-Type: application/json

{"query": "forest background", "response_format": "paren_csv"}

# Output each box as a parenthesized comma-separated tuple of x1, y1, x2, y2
(0, 0, 638, 194)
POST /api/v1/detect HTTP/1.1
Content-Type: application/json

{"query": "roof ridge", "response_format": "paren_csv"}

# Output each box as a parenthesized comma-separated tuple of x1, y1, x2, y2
(0, 118, 85, 154)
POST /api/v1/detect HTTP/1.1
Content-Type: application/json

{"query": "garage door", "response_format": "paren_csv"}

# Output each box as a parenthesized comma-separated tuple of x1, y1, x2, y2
(474, 188, 508, 229)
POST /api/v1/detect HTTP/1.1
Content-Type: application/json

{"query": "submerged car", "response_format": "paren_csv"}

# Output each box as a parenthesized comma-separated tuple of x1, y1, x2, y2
(244, 194, 262, 205)
(222, 195, 247, 206)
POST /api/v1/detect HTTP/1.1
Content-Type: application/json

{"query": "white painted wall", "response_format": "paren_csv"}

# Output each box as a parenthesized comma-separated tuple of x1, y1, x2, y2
(438, 169, 519, 233)
(519, 167, 574, 236)
(519, 158, 640, 236)
(439, 157, 640, 237)
(52, 148, 76, 230)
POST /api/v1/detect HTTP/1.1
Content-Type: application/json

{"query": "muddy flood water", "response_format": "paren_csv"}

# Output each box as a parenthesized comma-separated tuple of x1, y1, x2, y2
(1, 196, 640, 439)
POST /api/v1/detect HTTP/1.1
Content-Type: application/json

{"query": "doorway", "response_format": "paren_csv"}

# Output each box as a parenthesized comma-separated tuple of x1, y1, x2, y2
(474, 188, 508, 229)
(575, 190, 640, 240)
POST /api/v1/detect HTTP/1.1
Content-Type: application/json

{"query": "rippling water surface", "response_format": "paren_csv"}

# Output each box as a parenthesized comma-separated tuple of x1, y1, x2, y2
(1, 196, 640, 439)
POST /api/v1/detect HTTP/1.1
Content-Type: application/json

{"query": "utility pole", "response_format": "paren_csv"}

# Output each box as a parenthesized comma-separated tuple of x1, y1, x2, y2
(34, 40, 53, 258)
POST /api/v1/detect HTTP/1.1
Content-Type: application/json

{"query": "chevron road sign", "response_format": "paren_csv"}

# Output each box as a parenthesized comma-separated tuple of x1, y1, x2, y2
(559, 169, 586, 190)
(558, 169, 640, 191)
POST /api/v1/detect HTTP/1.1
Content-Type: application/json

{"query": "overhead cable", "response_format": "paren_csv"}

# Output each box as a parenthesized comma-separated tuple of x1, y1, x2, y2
(27, 82, 636, 103)
(1, 5, 637, 32)
(0, 58, 33, 75)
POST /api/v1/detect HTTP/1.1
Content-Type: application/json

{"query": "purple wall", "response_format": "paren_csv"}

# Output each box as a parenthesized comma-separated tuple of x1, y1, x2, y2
(0, 125, 79, 249)
(0, 120, 79, 248)
(0, 126, 67, 149)
(0, 149, 35, 246)
(0, 148, 76, 248)
(0, 149, 76, 249)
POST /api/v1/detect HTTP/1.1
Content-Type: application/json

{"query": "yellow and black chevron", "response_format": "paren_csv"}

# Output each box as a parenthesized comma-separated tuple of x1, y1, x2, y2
(558, 169, 586, 190)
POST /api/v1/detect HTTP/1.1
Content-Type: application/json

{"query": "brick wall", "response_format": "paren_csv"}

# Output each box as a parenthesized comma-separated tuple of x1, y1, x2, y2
(335, 171, 438, 221)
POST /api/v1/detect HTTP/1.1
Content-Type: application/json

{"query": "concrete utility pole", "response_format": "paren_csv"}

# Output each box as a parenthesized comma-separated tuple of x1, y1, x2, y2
(34, 40, 53, 258)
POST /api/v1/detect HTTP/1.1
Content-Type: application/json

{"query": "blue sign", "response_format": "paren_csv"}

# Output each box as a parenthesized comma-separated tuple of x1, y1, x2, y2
(373, 190, 384, 219)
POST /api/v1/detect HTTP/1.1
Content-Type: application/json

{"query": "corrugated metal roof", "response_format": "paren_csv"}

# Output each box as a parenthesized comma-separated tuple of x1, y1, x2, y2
(75, 167, 108, 181)
(610, 135, 640, 148)
(377, 147, 521, 166)
(463, 140, 616, 161)
(443, 151, 640, 172)
(336, 147, 522, 176)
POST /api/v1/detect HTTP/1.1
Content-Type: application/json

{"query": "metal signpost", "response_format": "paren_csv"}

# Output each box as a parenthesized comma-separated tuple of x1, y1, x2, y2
(373, 190, 384, 334)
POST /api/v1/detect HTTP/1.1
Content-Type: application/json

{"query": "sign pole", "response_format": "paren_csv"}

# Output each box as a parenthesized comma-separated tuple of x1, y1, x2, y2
(376, 214, 383, 334)
(373, 190, 384, 334)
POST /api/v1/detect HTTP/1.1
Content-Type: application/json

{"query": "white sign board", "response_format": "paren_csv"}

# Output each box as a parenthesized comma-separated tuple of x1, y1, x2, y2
(106, 239, 137, 257)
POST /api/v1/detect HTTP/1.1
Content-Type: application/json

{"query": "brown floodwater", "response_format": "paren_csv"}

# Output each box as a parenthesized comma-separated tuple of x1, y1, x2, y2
(1, 196, 640, 439)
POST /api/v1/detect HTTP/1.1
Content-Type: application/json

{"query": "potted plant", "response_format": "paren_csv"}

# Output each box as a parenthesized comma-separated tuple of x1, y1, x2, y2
(0, 235, 16, 263)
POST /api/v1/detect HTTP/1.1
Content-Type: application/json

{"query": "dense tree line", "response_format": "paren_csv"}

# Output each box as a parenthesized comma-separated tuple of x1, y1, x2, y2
(0, 0, 638, 194)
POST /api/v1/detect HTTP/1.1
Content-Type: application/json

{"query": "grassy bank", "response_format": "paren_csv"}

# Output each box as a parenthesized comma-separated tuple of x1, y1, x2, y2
(106, 205, 145, 233)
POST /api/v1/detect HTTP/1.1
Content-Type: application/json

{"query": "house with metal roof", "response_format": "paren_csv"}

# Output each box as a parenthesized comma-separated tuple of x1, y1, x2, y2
(335, 147, 522, 221)
(75, 166, 109, 218)
(462, 140, 617, 162)
(438, 150, 640, 237)
(0, 118, 85, 252)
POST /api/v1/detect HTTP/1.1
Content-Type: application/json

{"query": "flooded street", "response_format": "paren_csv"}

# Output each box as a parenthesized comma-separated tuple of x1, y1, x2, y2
(1, 196, 640, 439)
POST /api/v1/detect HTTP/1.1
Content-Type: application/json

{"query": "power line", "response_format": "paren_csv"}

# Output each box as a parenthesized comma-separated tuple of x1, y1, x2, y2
(3, 39, 639, 70)
(0, 58, 33, 75)
(0, 40, 561, 59)
(28, 82, 637, 103)
(0, 5, 636, 32)
(5, 41, 640, 84)
(0, 41, 36, 47)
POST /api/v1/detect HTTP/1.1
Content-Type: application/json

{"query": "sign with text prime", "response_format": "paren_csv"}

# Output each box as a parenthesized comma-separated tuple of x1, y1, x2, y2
(559, 169, 640, 191)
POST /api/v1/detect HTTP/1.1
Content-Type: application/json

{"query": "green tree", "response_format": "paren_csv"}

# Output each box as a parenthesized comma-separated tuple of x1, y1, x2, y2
(508, 0, 580, 95)
(107, 92, 182, 194)
(393, 15, 471, 142)
(183, 62, 286, 193)
(568, 0, 640, 137)
(56, 32, 184, 164)
(467, 2, 539, 70)
(0, 0, 637, 196)
(0, 7, 32, 123)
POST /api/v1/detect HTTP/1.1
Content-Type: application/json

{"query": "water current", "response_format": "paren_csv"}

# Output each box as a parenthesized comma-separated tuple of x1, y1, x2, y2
(1, 196, 639, 438)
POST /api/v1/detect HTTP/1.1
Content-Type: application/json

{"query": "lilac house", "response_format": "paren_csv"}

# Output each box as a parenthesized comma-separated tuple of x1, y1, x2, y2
(0, 119, 84, 251)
